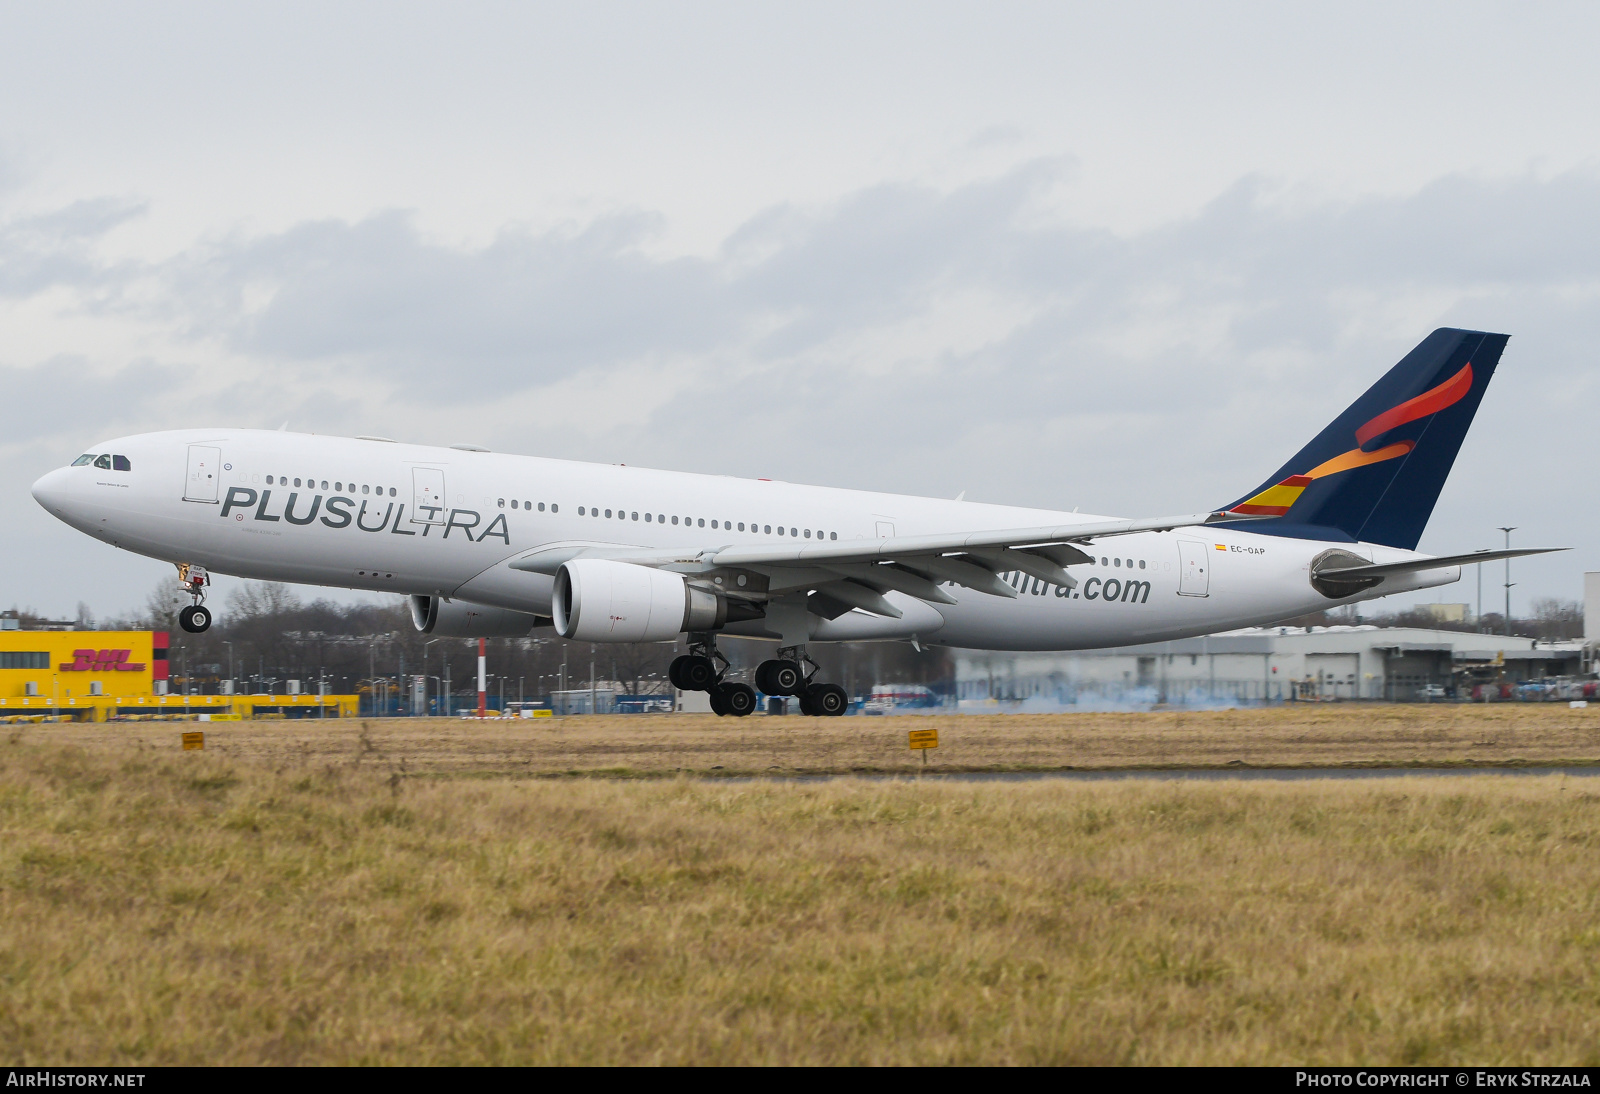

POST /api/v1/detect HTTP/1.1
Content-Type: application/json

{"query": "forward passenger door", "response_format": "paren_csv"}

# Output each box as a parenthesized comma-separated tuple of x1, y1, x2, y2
(411, 467, 447, 525)
(183, 445, 221, 503)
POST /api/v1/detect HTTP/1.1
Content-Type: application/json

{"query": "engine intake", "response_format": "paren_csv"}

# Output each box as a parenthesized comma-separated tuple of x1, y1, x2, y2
(552, 559, 742, 642)
(409, 595, 548, 637)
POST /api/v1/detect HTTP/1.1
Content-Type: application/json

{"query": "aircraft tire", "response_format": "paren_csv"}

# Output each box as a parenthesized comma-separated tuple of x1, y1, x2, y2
(668, 655, 689, 691)
(179, 605, 212, 633)
(709, 686, 730, 716)
(718, 682, 757, 717)
(681, 656, 717, 691)
(809, 683, 848, 717)
(755, 659, 803, 695)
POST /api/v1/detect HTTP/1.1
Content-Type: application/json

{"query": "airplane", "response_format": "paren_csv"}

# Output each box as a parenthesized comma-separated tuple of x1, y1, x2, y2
(30, 327, 1561, 717)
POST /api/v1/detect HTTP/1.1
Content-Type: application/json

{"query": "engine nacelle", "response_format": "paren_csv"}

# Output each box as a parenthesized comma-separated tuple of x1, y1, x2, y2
(409, 595, 547, 637)
(552, 559, 728, 642)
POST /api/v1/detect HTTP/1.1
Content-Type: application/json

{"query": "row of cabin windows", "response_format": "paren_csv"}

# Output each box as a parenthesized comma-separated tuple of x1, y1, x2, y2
(567, 506, 836, 539)
(72, 454, 131, 471)
(264, 474, 395, 497)
(1098, 557, 1147, 569)
(492, 498, 836, 539)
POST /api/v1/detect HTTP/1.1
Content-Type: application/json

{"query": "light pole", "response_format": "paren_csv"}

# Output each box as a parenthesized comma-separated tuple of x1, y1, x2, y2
(422, 639, 439, 717)
(1476, 560, 1483, 631)
(223, 641, 235, 694)
(1499, 526, 1517, 636)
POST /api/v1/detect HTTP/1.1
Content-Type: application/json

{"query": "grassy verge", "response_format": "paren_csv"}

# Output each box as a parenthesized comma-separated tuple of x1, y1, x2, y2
(23, 704, 1600, 777)
(3, 739, 1600, 1064)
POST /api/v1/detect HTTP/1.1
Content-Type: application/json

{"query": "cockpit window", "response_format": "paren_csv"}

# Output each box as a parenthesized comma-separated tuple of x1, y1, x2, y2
(93, 455, 112, 470)
(72, 455, 95, 467)
(112, 455, 131, 471)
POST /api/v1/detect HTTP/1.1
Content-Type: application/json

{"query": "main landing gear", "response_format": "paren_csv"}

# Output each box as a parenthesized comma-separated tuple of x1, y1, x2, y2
(176, 563, 212, 633)
(670, 638, 849, 718)
(756, 646, 849, 717)
(669, 636, 757, 717)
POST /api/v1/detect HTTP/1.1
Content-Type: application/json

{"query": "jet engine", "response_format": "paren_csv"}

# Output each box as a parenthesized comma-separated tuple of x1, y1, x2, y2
(409, 595, 548, 637)
(552, 558, 749, 642)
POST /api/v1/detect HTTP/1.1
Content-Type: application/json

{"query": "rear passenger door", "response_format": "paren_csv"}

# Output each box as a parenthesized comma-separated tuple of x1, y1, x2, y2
(1177, 538, 1210, 597)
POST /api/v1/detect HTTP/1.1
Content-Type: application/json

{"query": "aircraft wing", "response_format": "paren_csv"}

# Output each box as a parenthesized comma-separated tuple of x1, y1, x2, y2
(509, 508, 1248, 619)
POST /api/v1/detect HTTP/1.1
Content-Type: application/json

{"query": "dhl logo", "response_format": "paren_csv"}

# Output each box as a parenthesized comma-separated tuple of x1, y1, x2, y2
(1228, 363, 1473, 517)
(60, 649, 147, 672)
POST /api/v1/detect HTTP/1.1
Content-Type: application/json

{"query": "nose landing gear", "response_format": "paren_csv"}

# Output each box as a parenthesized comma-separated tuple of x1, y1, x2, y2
(176, 563, 212, 633)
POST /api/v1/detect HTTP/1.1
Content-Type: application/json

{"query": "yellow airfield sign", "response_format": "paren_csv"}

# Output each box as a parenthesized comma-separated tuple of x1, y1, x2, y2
(181, 731, 204, 751)
(908, 728, 939, 750)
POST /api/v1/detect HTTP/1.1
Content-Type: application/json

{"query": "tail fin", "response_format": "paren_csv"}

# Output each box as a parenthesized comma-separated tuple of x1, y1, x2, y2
(1219, 328, 1508, 550)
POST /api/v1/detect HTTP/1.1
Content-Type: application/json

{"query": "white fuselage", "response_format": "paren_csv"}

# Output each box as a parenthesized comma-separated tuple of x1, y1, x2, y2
(31, 429, 1460, 651)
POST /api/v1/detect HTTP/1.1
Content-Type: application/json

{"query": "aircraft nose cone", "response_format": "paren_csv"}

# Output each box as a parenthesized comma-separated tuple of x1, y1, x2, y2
(31, 467, 74, 513)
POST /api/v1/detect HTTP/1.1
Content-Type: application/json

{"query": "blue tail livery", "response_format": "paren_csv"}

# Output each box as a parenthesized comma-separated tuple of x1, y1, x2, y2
(1219, 328, 1508, 550)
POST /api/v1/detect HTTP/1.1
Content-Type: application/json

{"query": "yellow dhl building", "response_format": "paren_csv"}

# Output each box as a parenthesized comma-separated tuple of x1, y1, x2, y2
(0, 629, 358, 722)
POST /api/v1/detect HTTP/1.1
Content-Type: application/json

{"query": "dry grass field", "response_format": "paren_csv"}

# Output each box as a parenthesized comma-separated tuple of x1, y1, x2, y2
(5, 708, 1600, 1065)
(28, 702, 1600, 776)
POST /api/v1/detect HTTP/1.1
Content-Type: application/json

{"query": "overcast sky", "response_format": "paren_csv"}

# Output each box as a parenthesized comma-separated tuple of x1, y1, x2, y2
(4, 2, 1597, 621)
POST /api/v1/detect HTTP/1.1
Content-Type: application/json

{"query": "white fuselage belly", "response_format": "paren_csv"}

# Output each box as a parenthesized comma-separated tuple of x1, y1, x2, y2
(38, 429, 1459, 651)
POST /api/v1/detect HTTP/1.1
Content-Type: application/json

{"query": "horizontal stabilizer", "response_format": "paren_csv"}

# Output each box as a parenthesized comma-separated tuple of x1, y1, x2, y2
(1315, 547, 1566, 580)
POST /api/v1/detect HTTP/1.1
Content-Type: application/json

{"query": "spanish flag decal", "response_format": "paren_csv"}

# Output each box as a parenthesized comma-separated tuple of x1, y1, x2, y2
(1230, 474, 1314, 517)
(1225, 363, 1473, 519)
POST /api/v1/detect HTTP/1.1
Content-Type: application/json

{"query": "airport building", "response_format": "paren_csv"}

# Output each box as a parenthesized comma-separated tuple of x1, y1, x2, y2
(0, 624, 358, 721)
(954, 625, 1588, 705)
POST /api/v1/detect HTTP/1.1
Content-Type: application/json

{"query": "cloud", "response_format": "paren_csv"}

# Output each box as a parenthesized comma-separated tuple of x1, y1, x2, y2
(5, 163, 1600, 615)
